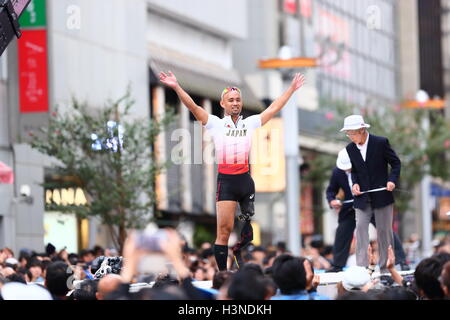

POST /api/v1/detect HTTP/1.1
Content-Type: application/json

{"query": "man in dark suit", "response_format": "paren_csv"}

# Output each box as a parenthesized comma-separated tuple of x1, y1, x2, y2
(340, 115, 401, 273)
(326, 148, 408, 272)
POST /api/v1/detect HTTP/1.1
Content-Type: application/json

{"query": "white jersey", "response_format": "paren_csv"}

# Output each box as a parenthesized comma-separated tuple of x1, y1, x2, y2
(204, 114, 262, 175)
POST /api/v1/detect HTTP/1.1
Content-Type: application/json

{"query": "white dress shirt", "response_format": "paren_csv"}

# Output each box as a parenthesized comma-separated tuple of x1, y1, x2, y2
(356, 134, 369, 162)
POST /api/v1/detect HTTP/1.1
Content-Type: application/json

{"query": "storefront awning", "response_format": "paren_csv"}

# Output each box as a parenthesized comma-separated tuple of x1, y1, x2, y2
(149, 44, 264, 111)
(431, 183, 450, 197)
(0, 161, 14, 184)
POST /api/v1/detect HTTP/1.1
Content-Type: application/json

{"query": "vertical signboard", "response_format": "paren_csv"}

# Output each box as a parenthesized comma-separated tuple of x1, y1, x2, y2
(18, 29, 48, 112)
(19, 0, 47, 27)
(251, 118, 286, 192)
(17, 0, 48, 113)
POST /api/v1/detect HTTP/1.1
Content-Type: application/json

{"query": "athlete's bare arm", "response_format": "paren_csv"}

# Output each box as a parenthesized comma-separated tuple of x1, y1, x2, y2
(260, 73, 305, 126)
(159, 71, 209, 125)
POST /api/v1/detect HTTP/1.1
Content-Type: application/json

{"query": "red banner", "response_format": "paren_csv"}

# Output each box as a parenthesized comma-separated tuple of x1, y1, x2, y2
(18, 29, 49, 113)
(300, 0, 312, 18)
(283, 0, 297, 14)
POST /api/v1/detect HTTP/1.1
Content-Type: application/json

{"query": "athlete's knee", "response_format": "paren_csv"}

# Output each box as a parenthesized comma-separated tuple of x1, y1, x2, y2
(238, 201, 255, 221)
(218, 224, 233, 236)
(244, 201, 255, 216)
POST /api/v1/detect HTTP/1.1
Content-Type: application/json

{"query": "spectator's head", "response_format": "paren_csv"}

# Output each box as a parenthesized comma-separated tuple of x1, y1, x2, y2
(226, 270, 269, 300)
(276, 241, 287, 254)
(0, 267, 15, 278)
(337, 266, 371, 296)
(79, 249, 95, 264)
(137, 285, 187, 300)
(68, 253, 79, 266)
(2, 248, 14, 259)
(250, 246, 266, 265)
(439, 261, 450, 298)
(322, 245, 334, 260)
(96, 274, 122, 300)
(45, 243, 56, 257)
(73, 279, 98, 300)
(201, 242, 212, 250)
(242, 252, 256, 264)
(377, 286, 417, 300)
(104, 248, 118, 257)
(18, 253, 30, 269)
(27, 259, 43, 282)
(152, 274, 179, 289)
(45, 261, 73, 299)
(414, 256, 446, 300)
(6, 273, 26, 284)
(0, 248, 13, 265)
(433, 252, 450, 265)
(212, 271, 233, 290)
(191, 266, 207, 281)
(272, 254, 307, 294)
(336, 291, 375, 300)
(200, 248, 214, 260)
(5, 258, 19, 271)
(240, 263, 264, 276)
(262, 251, 276, 269)
(310, 234, 324, 250)
(93, 245, 104, 257)
(263, 277, 278, 298)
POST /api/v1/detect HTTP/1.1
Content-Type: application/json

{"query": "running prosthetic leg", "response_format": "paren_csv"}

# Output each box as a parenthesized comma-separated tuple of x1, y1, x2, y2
(237, 195, 255, 222)
(231, 220, 253, 269)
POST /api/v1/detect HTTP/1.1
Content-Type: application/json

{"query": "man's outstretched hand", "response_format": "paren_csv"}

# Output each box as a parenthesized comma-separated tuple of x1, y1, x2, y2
(290, 73, 306, 91)
(159, 71, 179, 89)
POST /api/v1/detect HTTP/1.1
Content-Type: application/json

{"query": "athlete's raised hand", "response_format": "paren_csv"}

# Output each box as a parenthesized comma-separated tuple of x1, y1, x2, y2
(159, 71, 179, 88)
(261, 72, 306, 126)
(159, 70, 209, 125)
(291, 73, 305, 91)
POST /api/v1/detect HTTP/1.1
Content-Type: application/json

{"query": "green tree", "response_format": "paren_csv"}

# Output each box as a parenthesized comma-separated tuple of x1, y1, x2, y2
(29, 92, 174, 253)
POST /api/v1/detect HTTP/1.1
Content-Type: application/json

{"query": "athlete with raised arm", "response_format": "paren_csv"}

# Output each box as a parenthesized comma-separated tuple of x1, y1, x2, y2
(160, 71, 305, 270)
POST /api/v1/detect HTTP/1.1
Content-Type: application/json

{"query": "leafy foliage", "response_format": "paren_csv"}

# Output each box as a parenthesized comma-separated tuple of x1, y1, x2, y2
(30, 92, 174, 251)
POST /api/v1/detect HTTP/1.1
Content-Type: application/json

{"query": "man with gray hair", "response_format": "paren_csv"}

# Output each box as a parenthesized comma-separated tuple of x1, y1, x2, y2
(96, 274, 123, 300)
(340, 115, 401, 274)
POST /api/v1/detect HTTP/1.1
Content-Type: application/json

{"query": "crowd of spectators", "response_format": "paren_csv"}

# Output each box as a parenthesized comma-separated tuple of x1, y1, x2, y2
(1, 230, 450, 300)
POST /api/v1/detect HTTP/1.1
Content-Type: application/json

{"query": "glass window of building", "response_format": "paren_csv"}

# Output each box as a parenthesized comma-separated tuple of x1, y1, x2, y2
(314, 0, 398, 108)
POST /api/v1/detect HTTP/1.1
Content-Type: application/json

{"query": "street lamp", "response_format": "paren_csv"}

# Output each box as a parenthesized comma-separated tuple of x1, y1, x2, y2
(258, 47, 318, 256)
(278, 46, 301, 257)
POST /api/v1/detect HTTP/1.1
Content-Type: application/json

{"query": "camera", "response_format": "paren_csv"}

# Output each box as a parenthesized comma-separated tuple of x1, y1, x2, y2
(135, 228, 168, 252)
(0, 0, 31, 56)
(91, 256, 123, 279)
(20, 185, 31, 197)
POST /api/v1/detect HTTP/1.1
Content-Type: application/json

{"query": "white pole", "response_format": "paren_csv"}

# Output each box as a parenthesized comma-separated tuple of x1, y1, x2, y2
(281, 73, 301, 256)
(421, 113, 432, 258)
